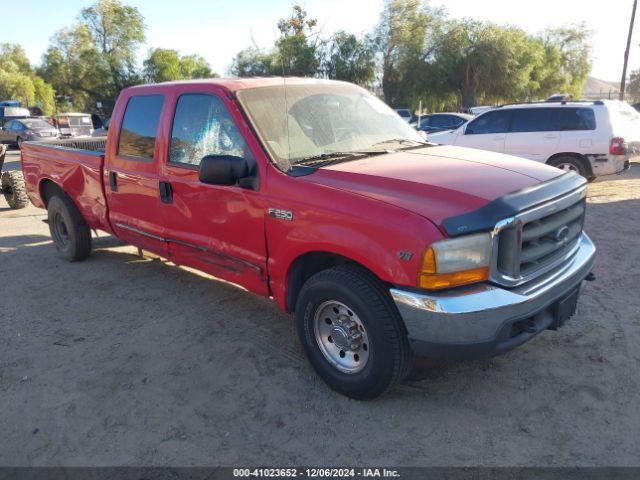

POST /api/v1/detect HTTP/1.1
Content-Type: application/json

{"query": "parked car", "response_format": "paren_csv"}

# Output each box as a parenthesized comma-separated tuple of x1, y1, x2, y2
(53, 113, 94, 138)
(0, 118, 59, 149)
(0, 105, 30, 128)
(395, 108, 413, 123)
(22, 78, 595, 399)
(429, 100, 638, 180)
(414, 113, 473, 133)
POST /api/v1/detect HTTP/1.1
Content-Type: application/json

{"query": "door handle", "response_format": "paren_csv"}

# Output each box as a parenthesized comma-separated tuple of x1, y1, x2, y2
(492, 136, 504, 141)
(544, 135, 558, 139)
(109, 171, 118, 191)
(159, 181, 173, 204)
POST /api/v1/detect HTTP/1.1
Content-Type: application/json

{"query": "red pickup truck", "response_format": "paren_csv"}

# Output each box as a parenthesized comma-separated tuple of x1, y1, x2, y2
(22, 78, 596, 399)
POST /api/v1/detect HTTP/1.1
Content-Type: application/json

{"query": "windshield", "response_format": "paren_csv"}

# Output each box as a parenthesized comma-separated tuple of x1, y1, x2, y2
(3, 107, 29, 117)
(236, 83, 424, 171)
(22, 119, 53, 129)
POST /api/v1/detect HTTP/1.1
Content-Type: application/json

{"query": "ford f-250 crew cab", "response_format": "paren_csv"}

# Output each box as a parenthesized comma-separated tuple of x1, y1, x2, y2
(21, 78, 596, 399)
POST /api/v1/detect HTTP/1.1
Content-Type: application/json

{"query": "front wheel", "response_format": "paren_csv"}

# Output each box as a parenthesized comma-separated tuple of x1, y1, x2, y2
(295, 265, 412, 399)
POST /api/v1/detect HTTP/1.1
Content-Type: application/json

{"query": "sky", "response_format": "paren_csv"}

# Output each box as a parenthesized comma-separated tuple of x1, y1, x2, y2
(1, 0, 638, 82)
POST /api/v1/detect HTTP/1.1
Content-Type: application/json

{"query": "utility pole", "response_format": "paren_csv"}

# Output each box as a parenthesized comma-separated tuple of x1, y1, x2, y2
(620, 0, 638, 100)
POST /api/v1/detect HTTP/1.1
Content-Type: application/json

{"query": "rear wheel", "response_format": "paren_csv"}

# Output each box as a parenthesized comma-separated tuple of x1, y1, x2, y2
(16, 137, 23, 150)
(1, 171, 29, 209)
(295, 264, 412, 399)
(47, 195, 92, 261)
(548, 155, 588, 178)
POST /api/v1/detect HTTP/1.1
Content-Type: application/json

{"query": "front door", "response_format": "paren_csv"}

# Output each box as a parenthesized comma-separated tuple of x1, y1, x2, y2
(456, 109, 511, 154)
(105, 93, 169, 257)
(159, 89, 268, 295)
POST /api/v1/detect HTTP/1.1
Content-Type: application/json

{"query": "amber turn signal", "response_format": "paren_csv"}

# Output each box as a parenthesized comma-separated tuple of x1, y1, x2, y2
(419, 267, 489, 290)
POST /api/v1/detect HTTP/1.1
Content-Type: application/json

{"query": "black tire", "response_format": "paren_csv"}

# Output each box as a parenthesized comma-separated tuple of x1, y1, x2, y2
(295, 264, 412, 400)
(548, 155, 588, 178)
(47, 195, 92, 261)
(1, 171, 29, 209)
(16, 137, 23, 150)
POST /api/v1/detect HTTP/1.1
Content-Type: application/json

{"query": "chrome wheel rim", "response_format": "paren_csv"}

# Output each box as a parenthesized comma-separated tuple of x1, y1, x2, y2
(557, 162, 578, 172)
(313, 300, 370, 374)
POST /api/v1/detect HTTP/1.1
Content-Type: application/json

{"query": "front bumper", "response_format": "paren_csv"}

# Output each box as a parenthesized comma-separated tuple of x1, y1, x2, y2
(390, 232, 596, 360)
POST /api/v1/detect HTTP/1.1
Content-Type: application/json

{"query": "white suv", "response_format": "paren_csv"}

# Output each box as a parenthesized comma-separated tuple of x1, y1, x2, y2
(429, 100, 638, 179)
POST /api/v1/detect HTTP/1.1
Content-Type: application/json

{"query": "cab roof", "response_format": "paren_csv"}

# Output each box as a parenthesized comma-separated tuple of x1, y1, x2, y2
(124, 77, 354, 93)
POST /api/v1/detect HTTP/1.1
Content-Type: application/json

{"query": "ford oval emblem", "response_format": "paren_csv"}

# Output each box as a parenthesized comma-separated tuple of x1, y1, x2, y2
(554, 226, 570, 243)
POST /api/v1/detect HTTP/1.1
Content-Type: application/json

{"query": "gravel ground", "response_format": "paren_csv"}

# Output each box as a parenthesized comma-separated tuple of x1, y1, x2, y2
(1, 149, 639, 467)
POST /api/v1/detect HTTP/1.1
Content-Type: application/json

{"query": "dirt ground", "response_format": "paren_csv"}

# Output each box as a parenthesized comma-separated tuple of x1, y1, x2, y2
(1, 149, 639, 467)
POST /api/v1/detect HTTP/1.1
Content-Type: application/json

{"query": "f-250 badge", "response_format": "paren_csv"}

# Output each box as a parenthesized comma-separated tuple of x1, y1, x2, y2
(268, 208, 293, 221)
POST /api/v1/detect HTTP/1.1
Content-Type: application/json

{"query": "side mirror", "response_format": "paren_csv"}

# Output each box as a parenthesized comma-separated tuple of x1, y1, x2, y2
(199, 155, 248, 186)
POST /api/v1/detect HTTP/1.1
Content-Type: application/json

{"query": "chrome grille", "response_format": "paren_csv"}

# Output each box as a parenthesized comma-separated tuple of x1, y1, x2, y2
(519, 201, 584, 276)
(491, 186, 587, 287)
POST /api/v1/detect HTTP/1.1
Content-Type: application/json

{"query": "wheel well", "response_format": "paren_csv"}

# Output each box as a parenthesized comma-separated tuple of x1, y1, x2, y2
(546, 152, 593, 177)
(39, 179, 65, 207)
(285, 252, 371, 313)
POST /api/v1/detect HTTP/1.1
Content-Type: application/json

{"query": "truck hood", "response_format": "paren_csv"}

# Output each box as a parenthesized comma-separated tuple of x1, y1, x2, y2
(303, 145, 563, 228)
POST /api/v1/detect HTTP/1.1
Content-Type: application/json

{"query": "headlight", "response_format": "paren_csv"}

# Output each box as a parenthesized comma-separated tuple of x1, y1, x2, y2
(419, 233, 492, 290)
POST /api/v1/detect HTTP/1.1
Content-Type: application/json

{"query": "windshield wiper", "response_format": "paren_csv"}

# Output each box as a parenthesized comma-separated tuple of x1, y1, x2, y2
(371, 138, 428, 148)
(293, 150, 386, 167)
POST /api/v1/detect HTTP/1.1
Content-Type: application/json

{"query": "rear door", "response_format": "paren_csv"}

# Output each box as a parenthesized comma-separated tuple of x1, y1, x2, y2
(158, 87, 269, 295)
(555, 107, 598, 155)
(105, 93, 170, 257)
(455, 110, 511, 153)
(504, 108, 560, 162)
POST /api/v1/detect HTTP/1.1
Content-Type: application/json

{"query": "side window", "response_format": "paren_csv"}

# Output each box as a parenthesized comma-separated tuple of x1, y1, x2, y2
(4, 121, 14, 130)
(510, 108, 553, 133)
(430, 116, 450, 128)
(118, 95, 164, 159)
(170, 93, 253, 167)
(465, 110, 510, 135)
(552, 108, 596, 131)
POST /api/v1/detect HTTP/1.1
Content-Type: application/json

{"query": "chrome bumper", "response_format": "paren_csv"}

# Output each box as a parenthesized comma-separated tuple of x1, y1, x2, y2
(390, 232, 596, 359)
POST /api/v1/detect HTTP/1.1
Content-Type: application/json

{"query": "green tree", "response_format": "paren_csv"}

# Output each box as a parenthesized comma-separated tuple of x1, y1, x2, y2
(179, 54, 214, 79)
(39, 24, 107, 111)
(322, 31, 376, 86)
(374, 0, 446, 107)
(628, 69, 640, 102)
(0, 43, 32, 74)
(80, 0, 145, 92)
(40, 0, 145, 111)
(0, 43, 56, 115)
(535, 25, 591, 98)
(143, 48, 216, 82)
(275, 4, 320, 76)
(229, 47, 275, 76)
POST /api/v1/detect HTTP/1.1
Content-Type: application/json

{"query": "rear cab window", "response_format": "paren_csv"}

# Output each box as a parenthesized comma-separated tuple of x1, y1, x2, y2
(118, 95, 165, 159)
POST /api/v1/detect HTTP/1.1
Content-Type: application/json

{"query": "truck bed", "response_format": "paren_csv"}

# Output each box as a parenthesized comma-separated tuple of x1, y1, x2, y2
(21, 137, 112, 233)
